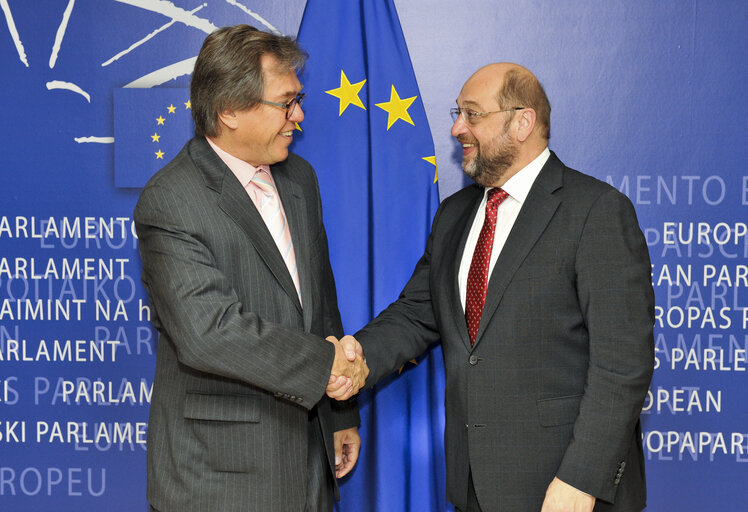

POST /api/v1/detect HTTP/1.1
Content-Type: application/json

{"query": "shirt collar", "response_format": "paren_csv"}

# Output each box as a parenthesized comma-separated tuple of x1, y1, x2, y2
(206, 137, 269, 187)
(495, 146, 550, 204)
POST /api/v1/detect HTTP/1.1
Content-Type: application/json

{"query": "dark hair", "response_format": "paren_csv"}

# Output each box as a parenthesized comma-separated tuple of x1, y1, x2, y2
(497, 69, 551, 140)
(190, 25, 307, 137)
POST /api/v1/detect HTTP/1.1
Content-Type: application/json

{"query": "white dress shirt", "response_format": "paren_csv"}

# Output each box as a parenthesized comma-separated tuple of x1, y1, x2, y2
(458, 147, 551, 311)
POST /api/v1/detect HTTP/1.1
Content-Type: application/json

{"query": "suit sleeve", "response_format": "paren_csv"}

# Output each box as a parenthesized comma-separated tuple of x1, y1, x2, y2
(355, 205, 443, 384)
(135, 180, 334, 410)
(555, 188, 655, 502)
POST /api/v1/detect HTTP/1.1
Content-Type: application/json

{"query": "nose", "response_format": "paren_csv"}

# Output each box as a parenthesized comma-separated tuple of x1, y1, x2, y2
(289, 103, 304, 123)
(451, 115, 467, 138)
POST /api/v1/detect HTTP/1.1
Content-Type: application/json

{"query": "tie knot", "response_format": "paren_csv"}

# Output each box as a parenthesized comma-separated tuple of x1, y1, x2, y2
(251, 168, 275, 195)
(487, 187, 508, 207)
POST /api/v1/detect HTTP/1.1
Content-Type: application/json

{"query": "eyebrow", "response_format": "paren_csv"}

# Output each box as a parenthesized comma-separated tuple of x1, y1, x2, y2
(456, 99, 482, 109)
(274, 85, 303, 101)
(268, 92, 296, 102)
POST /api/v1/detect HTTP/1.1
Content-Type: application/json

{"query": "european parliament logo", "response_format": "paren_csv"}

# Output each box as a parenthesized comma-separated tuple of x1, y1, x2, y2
(113, 88, 194, 188)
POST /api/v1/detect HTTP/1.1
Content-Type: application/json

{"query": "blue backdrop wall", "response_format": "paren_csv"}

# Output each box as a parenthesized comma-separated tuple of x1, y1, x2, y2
(1, 1, 746, 510)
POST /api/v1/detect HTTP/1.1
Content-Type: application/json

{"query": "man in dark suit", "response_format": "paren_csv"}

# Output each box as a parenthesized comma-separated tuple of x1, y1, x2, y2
(135, 25, 366, 512)
(334, 63, 654, 511)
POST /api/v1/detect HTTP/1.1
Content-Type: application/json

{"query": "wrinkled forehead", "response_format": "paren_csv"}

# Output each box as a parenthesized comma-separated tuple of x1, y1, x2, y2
(262, 57, 303, 98)
(457, 72, 502, 110)
(260, 53, 296, 81)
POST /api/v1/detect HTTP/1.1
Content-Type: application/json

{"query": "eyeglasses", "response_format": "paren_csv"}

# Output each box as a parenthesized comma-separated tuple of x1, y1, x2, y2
(260, 92, 305, 119)
(450, 106, 525, 125)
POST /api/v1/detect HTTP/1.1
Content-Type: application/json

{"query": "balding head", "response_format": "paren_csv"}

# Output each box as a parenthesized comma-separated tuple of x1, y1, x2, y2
(466, 63, 551, 140)
(452, 63, 551, 187)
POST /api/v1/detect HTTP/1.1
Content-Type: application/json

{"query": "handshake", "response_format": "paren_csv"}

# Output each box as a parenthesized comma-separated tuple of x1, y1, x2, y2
(325, 335, 368, 401)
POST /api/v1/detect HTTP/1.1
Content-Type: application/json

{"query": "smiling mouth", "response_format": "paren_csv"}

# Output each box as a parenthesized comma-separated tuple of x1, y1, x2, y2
(461, 142, 477, 157)
(457, 136, 477, 152)
(280, 130, 293, 137)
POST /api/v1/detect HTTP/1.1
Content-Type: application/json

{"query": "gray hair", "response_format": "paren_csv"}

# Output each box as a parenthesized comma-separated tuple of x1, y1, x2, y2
(496, 69, 551, 140)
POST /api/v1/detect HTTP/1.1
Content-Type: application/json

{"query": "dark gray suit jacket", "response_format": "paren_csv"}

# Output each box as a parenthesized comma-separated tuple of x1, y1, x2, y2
(357, 152, 654, 512)
(135, 137, 357, 512)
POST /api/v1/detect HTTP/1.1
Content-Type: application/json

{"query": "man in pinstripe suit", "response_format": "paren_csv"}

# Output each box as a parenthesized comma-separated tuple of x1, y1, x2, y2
(135, 25, 366, 512)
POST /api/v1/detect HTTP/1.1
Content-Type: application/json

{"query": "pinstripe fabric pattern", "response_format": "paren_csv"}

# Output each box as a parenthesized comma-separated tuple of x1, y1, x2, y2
(135, 137, 358, 512)
(357, 153, 654, 512)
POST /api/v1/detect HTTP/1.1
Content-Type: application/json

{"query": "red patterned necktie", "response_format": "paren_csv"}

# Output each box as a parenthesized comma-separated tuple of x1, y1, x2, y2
(465, 188, 509, 345)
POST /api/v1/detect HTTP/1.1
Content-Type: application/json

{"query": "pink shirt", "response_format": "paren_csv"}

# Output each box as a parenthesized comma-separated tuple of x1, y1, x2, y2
(206, 137, 302, 303)
(206, 137, 286, 216)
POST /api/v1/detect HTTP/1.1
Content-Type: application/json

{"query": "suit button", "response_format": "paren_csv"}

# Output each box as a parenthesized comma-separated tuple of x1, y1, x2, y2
(296, 397, 303, 403)
(469, 355, 478, 365)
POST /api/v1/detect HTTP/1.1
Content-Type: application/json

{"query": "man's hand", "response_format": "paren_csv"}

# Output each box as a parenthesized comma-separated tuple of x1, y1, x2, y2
(325, 336, 368, 400)
(338, 335, 368, 397)
(333, 426, 361, 478)
(541, 477, 596, 512)
(339, 335, 364, 361)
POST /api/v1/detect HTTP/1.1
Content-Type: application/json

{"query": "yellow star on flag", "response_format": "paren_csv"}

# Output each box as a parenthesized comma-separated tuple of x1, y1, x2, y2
(184, 100, 191, 109)
(295, 122, 302, 131)
(151, 133, 160, 143)
(422, 155, 438, 183)
(155, 149, 165, 159)
(167, 104, 176, 114)
(326, 70, 366, 116)
(156, 116, 165, 125)
(375, 85, 416, 130)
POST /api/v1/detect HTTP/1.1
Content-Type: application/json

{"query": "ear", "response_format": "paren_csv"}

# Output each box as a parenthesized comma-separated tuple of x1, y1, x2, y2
(515, 108, 536, 142)
(217, 109, 239, 131)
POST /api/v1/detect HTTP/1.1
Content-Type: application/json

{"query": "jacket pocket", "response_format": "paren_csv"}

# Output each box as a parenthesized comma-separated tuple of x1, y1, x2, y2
(184, 392, 261, 473)
(536, 394, 583, 427)
(184, 392, 261, 422)
(511, 264, 565, 282)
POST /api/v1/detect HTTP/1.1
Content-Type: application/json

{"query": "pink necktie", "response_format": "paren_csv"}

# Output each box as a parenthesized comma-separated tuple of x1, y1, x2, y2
(249, 167, 302, 304)
(465, 188, 509, 345)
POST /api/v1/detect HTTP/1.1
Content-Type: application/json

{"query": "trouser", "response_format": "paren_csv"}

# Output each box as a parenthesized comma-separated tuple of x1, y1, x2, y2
(305, 407, 335, 512)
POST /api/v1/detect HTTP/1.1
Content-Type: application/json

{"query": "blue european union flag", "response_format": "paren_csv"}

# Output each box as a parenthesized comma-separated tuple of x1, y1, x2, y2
(114, 88, 193, 188)
(293, 1, 447, 510)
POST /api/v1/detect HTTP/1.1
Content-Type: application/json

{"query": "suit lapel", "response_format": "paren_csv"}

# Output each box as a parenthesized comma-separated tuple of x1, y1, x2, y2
(443, 185, 484, 352)
(272, 160, 313, 331)
(190, 137, 303, 314)
(473, 153, 564, 349)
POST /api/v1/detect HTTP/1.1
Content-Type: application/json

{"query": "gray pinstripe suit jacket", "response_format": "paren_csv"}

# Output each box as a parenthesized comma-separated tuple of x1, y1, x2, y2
(357, 152, 655, 512)
(135, 137, 357, 512)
